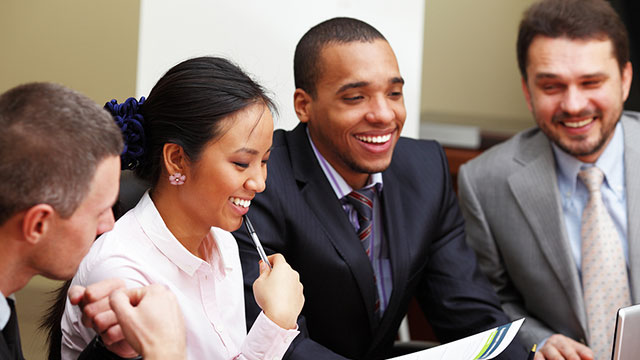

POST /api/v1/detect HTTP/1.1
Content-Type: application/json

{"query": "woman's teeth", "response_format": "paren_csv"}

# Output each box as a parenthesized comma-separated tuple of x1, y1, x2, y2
(356, 133, 392, 144)
(230, 197, 250, 208)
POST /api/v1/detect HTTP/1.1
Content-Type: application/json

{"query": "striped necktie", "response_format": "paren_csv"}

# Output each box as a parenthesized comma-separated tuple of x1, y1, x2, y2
(579, 166, 631, 359)
(346, 187, 381, 317)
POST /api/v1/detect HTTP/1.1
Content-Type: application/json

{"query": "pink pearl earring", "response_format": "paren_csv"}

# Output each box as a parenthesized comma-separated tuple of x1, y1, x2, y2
(169, 172, 186, 185)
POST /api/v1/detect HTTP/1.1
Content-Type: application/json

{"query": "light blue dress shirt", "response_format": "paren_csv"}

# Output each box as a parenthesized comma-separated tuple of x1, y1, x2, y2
(306, 129, 393, 313)
(553, 122, 629, 274)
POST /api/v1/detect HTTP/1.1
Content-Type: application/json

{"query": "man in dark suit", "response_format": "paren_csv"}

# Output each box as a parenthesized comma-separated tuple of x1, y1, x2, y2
(234, 17, 526, 360)
(0, 82, 185, 360)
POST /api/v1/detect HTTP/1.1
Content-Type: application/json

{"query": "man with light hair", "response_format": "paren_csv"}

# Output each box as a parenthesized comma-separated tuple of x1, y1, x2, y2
(0, 82, 185, 360)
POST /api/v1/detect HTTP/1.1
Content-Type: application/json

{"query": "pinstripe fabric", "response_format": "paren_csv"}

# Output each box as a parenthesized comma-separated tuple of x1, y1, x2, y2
(307, 131, 392, 313)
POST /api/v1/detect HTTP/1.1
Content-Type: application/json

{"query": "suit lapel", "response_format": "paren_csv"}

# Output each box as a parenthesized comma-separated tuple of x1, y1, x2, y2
(0, 328, 11, 359)
(507, 132, 587, 331)
(622, 115, 640, 302)
(1, 298, 23, 360)
(286, 124, 380, 331)
(370, 168, 411, 344)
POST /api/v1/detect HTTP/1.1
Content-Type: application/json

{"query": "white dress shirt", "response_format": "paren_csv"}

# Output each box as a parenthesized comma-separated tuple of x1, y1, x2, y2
(0, 293, 9, 331)
(61, 191, 298, 360)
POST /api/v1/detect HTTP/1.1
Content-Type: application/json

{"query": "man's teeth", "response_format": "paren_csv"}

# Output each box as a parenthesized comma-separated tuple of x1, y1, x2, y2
(230, 197, 251, 208)
(564, 117, 595, 128)
(356, 133, 392, 144)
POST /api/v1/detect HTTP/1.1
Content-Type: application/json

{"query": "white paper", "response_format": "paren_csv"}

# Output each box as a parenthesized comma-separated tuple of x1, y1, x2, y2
(388, 318, 524, 360)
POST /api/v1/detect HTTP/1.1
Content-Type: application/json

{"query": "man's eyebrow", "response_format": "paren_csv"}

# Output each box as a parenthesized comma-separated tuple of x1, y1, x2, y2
(335, 77, 405, 95)
(534, 72, 609, 80)
(534, 73, 560, 80)
(336, 81, 369, 94)
(581, 72, 608, 79)
(391, 77, 405, 85)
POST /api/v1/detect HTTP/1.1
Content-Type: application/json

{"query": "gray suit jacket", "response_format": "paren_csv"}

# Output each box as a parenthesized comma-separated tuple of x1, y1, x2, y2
(457, 111, 640, 347)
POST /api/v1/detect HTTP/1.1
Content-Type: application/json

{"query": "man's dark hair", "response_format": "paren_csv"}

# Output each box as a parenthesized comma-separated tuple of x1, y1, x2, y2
(517, 0, 629, 80)
(0, 82, 123, 225)
(294, 17, 386, 97)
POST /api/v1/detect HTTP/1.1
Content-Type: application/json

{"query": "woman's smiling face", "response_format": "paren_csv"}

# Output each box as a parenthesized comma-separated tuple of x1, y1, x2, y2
(180, 102, 273, 231)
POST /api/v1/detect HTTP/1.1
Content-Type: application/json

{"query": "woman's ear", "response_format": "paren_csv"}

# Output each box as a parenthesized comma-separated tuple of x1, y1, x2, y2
(162, 143, 187, 176)
(22, 204, 55, 245)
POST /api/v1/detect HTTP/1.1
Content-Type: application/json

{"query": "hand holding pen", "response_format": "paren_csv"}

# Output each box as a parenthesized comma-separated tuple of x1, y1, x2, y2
(243, 215, 305, 329)
(243, 215, 272, 269)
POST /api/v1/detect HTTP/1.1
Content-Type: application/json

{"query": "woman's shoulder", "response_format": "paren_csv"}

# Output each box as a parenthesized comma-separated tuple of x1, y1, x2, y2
(74, 210, 151, 286)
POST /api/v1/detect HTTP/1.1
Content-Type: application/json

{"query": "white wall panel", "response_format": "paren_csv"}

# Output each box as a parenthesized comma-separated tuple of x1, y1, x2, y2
(138, 0, 424, 137)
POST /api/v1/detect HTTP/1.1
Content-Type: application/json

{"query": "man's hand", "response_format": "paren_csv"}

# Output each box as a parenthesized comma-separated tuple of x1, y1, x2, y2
(109, 284, 186, 360)
(68, 278, 138, 357)
(534, 334, 594, 360)
(253, 253, 304, 330)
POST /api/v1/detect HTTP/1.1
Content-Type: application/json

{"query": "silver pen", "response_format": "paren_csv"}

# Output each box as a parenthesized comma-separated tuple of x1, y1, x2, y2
(243, 215, 272, 269)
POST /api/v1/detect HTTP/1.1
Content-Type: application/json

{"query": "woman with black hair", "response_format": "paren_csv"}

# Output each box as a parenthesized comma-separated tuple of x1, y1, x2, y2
(60, 56, 304, 359)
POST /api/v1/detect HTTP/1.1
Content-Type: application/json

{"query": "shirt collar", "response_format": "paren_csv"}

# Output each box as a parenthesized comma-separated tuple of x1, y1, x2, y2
(133, 191, 229, 277)
(552, 121, 625, 198)
(0, 293, 9, 331)
(306, 127, 383, 198)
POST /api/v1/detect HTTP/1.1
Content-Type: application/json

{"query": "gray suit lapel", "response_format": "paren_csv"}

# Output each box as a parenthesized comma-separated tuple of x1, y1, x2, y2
(507, 132, 587, 330)
(622, 113, 640, 302)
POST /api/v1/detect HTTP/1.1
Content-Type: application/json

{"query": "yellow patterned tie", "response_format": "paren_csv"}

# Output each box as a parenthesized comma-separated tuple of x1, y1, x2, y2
(579, 166, 631, 359)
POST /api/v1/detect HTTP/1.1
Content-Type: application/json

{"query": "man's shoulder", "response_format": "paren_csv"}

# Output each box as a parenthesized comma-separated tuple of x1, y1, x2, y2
(266, 128, 304, 172)
(622, 110, 640, 133)
(622, 110, 640, 121)
(270, 127, 304, 158)
(391, 136, 444, 165)
(395, 136, 440, 151)
(461, 127, 545, 176)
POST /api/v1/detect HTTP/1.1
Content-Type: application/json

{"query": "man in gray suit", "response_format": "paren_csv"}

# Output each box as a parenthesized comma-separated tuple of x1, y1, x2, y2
(458, 0, 638, 359)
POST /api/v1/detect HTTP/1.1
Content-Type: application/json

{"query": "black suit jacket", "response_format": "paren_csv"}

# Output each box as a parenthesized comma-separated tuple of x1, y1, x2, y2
(234, 124, 526, 359)
(1, 298, 24, 360)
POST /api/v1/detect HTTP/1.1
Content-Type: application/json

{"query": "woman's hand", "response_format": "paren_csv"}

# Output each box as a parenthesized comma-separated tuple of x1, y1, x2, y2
(253, 253, 305, 329)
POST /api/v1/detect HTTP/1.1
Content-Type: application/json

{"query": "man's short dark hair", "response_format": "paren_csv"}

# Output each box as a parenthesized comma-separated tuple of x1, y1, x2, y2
(0, 82, 123, 224)
(294, 17, 386, 97)
(517, 0, 629, 80)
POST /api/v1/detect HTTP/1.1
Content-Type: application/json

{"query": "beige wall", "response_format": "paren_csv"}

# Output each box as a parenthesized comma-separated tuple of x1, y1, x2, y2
(0, 1, 139, 358)
(421, 0, 538, 134)
(0, 0, 140, 104)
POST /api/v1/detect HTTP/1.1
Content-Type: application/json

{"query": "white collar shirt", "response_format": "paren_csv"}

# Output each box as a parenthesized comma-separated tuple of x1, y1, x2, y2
(61, 191, 298, 360)
(0, 293, 9, 331)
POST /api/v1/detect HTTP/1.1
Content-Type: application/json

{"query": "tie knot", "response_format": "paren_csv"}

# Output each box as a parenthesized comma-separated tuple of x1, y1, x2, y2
(345, 187, 375, 220)
(578, 167, 604, 193)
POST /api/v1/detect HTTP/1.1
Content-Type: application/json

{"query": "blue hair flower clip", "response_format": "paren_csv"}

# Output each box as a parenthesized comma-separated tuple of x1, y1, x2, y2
(104, 97, 146, 170)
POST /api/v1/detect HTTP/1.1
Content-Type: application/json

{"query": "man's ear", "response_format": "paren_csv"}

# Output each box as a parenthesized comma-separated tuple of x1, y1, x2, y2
(162, 143, 187, 177)
(294, 88, 313, 123)
(621, 61, 633, 102)
(521, 77, 534, 112)
(22, 204, 55, 245)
